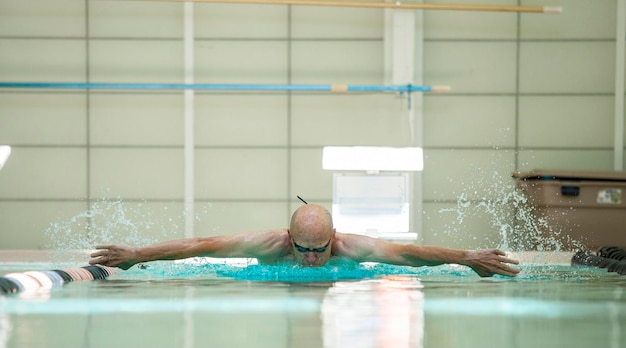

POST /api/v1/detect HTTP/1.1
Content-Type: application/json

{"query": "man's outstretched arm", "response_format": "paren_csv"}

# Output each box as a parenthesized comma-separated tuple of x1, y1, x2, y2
(89, 230, 289, 270)
(336, 233, 520, 277)
(89, 238, 226, 270)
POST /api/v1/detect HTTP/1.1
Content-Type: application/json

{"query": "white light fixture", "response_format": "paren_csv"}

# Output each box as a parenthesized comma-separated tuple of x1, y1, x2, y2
(322, 146, 423, 172)
(0, 146, 10, 171)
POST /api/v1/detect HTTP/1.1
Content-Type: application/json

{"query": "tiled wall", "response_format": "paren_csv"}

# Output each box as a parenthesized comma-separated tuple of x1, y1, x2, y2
(0, 0, 622, 250)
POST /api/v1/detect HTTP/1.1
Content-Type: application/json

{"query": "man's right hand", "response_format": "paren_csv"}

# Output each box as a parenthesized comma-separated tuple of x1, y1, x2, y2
(89, 244, 139, 270)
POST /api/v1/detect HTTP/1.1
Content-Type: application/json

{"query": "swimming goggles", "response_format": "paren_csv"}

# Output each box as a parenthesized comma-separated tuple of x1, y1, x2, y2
(293, 239, 331, 253)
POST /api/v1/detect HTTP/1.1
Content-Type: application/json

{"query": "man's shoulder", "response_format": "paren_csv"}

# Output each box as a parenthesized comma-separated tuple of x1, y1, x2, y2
(240, 229, 291, 259)
(246, 228, 288, 238)
(334, 231, 371, 242)
(332, 232, 372, 256)
(247, 229, 290, 246)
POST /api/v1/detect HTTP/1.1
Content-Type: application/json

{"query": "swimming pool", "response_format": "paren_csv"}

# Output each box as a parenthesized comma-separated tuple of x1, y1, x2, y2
(1, 254, 625, 348)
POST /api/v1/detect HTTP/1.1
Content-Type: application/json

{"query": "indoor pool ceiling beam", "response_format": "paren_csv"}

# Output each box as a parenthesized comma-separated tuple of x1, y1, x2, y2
(129, 0, 563, 14)
(0, 82, 450, 93)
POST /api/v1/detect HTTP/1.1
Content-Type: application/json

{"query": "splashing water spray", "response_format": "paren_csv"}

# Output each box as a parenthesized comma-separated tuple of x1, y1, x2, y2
(45, 197, 208, 268)
(436, 133, 585, 270)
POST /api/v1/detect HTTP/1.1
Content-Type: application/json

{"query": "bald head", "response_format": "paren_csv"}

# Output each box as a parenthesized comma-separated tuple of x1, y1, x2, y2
(289, 204, 334, 244)
(289, 204, 335, 266)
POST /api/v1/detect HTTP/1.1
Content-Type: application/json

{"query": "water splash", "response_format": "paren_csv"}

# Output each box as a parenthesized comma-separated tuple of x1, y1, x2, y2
(436, 143, 585, 260)
(44, 198, 196, 267)
(439, 170, 585, 251)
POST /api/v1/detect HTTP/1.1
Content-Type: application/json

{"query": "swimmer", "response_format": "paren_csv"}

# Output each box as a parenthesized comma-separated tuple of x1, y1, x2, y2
(89, 203, 520, 277)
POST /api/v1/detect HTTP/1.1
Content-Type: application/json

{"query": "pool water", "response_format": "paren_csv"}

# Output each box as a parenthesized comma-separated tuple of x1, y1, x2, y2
(1, 259, 625, 348)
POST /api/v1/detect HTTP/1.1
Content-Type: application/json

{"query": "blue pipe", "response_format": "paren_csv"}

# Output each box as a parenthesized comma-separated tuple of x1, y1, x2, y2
(0, 82, 436, 92)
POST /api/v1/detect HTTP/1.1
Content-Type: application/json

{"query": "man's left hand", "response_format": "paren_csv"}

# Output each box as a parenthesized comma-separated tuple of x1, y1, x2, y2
(464, 249, 520, 277)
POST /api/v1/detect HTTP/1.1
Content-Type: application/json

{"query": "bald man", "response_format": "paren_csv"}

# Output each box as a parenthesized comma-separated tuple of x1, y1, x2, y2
(89, 204, 520, 277)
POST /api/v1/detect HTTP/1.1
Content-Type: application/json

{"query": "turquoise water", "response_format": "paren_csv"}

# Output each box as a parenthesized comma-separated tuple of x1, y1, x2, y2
(1, 260, 625, 348)
(129, 258, 480, 281)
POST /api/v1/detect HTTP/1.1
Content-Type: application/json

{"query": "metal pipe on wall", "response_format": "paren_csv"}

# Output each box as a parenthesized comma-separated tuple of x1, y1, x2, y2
(615, 0, 625, 171)
(0, 82, 449, 93)
(184, 2, 195, 239)
(135, 0, 562, 14)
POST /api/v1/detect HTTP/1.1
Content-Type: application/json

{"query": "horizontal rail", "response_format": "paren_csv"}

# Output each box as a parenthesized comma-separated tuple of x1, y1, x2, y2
(0, 82, 450, 93)
(134, 0, 562, 14)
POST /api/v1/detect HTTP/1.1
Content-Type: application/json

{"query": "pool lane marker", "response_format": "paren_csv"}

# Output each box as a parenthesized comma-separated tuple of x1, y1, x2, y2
(571, 247, 626, 275)
(0, 265, 116, 295)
